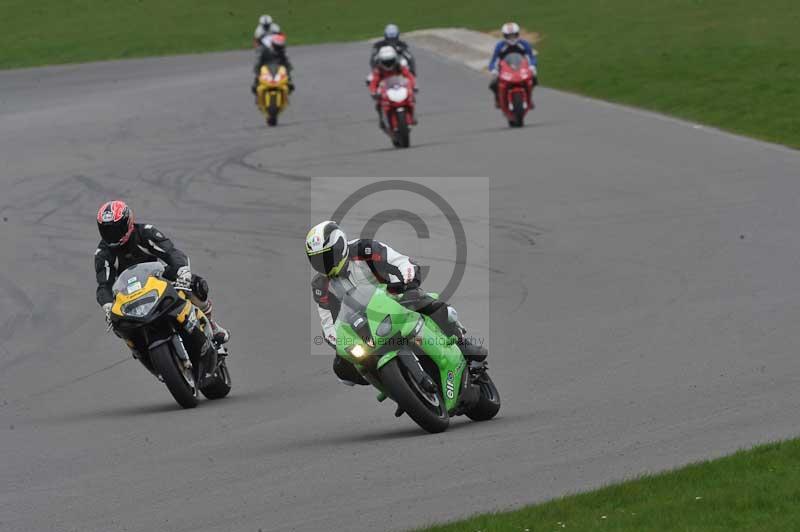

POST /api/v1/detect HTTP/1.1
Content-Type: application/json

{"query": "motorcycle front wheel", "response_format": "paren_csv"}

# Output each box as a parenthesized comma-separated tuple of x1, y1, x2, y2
(380, 358, 449, 433)
(150, 342, 198, 409)
(394, 109, 410, 148)
(509, 92, 525, 128)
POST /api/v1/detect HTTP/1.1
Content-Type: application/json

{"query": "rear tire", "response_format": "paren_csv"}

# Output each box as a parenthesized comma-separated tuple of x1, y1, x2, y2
(380, 358, 449, 433)
(395, 110, 410, 148)
(150, 342, 198, 409)
(465, 373, 501, 421)
(200, 360, 232, 400)
(510, 92, 525, 128)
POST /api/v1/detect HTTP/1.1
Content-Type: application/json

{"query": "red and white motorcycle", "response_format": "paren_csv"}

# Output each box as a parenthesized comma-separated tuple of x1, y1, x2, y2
(496, 52, 536, 127)
(375, 75, 416, 148)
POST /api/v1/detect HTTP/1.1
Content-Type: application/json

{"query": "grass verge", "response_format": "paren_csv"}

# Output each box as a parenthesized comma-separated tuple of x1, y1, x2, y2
(1, 1, 797, 146)
(413, 438, 800, 531)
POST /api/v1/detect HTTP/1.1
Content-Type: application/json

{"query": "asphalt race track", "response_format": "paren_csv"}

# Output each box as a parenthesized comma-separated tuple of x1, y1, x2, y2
(2, 43, 800, 532)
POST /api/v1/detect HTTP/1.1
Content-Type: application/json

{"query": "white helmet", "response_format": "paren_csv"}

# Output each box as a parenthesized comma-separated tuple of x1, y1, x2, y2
(377, 46, 399, 70)
(501, 22, 521, 44)
(259, 15, 273, 26)
(306, 221, 349, 277)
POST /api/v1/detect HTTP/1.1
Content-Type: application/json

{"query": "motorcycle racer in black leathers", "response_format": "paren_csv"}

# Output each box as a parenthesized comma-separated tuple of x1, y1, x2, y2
(94, 200, 229, 345)
(305, 220, 486, 386)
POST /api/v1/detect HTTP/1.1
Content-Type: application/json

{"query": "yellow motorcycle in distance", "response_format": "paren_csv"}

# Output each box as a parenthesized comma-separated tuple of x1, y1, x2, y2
(256, 61, 290, 126)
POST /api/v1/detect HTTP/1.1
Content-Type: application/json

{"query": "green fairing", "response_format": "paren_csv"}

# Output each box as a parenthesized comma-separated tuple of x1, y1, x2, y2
(334, 284, 467, 412)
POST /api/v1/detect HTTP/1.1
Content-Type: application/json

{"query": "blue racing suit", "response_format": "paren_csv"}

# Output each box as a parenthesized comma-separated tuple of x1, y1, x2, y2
(488, 40, 538, 72)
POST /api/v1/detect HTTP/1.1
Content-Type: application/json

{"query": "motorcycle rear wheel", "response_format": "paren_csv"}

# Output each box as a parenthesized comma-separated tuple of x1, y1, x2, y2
(380, 358, 449, 433)
(150, 342, 198, 409)
(200, 360, 232, 400)
(465, 372, 501, 421)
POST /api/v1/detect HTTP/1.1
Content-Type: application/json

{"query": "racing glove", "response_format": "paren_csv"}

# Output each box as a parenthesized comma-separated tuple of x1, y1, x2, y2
(175, 266, 192, 290)
(102, 303, 113, 330)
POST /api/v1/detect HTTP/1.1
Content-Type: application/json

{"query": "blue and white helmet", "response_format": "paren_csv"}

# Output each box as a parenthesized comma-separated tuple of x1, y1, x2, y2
(259, 15, 273, 27)
(384, 23, 400, 40)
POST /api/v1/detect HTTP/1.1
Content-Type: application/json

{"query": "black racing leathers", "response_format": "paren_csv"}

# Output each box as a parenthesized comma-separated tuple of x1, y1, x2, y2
(253, 46, 293, 76)
(94, 223, 188, 306)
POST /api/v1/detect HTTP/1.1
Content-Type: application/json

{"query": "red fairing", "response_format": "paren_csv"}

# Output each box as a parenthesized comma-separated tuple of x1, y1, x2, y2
(497, 55, 535, 121)
(369, 65, 415, 95)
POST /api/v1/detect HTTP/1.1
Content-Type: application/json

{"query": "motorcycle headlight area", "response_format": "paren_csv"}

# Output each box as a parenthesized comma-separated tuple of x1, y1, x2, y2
(121, 290, 160, 317)
(349, 344, 368, 359)
(386, 86, 409, 102)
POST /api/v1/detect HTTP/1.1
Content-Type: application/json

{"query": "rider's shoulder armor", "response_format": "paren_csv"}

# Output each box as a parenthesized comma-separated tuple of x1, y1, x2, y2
(311, 273, 331, 308)
(138, 223, 169, 243)
(348, 238, 387, 262)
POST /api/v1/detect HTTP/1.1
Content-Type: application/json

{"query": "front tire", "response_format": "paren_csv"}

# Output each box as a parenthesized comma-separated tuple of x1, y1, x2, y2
(510, 92, 525, 128)
(465, 373, 501, 421)
(380, 358, 449, 433)
(150, 342, 198, 409)
(201, 360, 232, 400)
(266, 93, 279, 126)
(395, 110, 410, 148)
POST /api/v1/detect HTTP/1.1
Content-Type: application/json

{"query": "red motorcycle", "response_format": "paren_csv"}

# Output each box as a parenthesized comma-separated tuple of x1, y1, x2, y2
(377, 75, 416, 148)
(497, 52, 535, 127)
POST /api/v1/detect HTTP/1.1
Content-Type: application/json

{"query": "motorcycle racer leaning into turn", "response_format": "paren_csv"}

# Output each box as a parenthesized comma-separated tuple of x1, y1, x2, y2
(94, 200, 230, 345)
(306, 221, 487, 386)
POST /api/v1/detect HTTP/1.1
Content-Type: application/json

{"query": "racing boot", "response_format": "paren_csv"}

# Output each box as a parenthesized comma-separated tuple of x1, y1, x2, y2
(489, 79, 500, 108)
(445, 306, 487, 362)
(209, 319, 230, 345)
(334, 355, 369, 386)
(196, 298, 230, 345)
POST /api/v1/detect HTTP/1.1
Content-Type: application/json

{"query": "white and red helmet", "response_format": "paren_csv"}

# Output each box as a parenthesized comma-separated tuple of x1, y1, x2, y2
(501, 22, 521, 44)
(97, 200, 134, 247)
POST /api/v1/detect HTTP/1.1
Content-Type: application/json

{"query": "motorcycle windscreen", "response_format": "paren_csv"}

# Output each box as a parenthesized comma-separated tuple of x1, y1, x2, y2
(265, 61, 282, 78)
(384, 75, 409, 89)
(112, 262, 165, 296)
(329, 278, 378, 326)
(504, 53, 524, 70)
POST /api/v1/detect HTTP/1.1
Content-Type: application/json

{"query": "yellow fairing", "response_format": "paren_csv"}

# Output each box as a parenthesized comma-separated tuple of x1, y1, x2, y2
(256, 65, 290, 113)
(176, 301, 192, 324)
(111, 277, 168, 316)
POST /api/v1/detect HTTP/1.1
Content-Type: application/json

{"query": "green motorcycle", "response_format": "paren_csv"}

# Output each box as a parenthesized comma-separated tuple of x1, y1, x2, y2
(330, 278, 500, 433)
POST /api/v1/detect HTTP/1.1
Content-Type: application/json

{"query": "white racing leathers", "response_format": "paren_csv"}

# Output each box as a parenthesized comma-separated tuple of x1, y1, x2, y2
(311, 239, 418, 346)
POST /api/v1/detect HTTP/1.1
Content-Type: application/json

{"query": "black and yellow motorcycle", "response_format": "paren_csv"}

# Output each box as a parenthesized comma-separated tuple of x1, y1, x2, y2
(109, 262, 231, 408)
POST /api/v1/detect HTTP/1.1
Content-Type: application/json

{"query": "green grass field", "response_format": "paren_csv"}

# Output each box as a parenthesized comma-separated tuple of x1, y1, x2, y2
(1, 0, 797, 147)
(414, 438, 800, 532)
